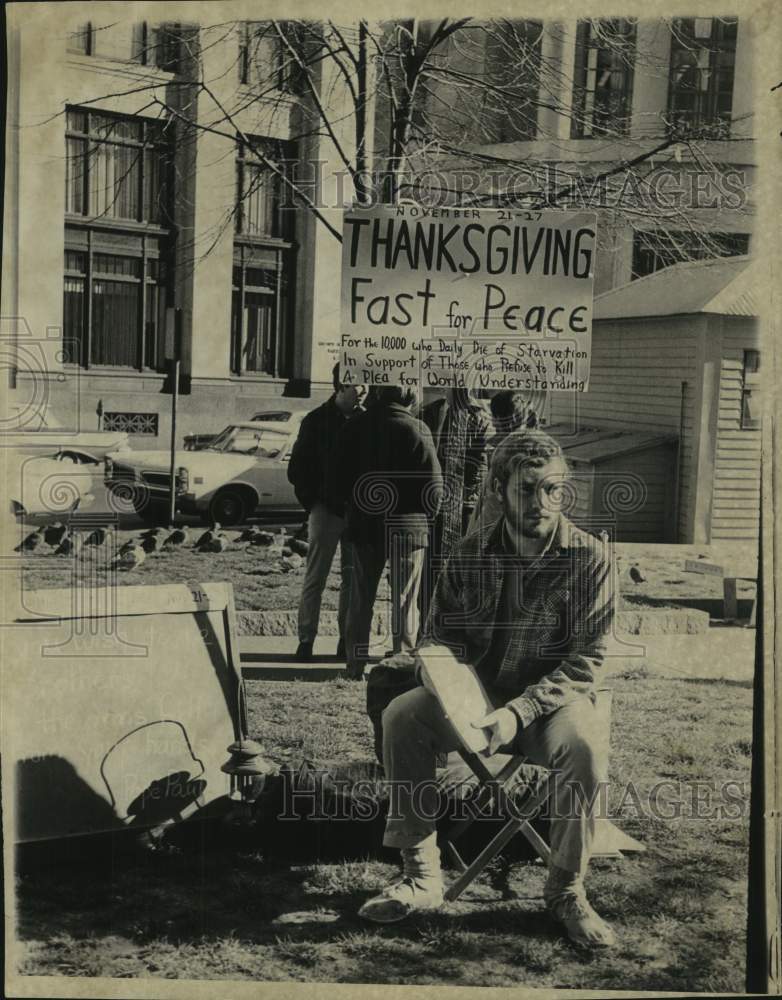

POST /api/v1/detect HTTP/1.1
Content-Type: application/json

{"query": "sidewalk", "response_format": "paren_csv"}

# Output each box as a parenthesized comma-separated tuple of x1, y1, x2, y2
(238, 628, 756, 684)
(605, 626, 756, 683)
(238, 634, 388, 680)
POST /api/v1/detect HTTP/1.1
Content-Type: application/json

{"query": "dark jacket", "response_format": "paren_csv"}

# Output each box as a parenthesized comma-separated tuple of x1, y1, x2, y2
(337, 401, 444, 549)
(287, 396, 352, 516)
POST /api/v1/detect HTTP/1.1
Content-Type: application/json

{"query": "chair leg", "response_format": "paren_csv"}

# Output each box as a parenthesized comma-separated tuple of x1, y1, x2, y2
(445, 796, 551, 902)
(444, 756, 523, 845)
(443, 689, 616, 902)
(446, 841, 468, 873)
(443, 752, 552, 902)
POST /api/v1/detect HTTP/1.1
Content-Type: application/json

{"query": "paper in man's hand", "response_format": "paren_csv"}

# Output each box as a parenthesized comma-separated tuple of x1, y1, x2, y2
(416, 645, 494, 754)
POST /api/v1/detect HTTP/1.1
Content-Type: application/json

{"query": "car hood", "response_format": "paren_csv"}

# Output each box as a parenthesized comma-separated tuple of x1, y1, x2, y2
(113, 450, 277, 474)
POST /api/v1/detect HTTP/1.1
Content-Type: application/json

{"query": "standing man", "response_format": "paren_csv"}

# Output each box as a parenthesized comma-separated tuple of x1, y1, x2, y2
(419, 387, 493, 634)
(338, 386, 443, 680)
(358, 430, 618, 950)
(287, 364, 366, 661)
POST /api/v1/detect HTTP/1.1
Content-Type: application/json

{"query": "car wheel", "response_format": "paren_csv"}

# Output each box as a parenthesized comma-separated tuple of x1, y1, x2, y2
(208, 489, 249, 526)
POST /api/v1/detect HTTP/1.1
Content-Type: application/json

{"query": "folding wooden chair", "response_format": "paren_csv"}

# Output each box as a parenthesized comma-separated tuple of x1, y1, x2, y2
(442, 750, 552, 901)
(415, 646, 551, 900)
(441, 688, 616, 902)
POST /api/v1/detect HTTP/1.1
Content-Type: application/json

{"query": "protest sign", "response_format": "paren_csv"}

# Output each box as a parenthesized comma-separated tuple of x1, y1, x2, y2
(339, 204, 596, 392)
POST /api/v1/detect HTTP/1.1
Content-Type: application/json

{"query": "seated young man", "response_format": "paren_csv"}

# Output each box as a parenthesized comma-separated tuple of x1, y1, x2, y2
(359, 429, 617, 949)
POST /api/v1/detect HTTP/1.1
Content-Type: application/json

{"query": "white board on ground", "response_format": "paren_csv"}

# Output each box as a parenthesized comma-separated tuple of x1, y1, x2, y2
(3, 582, 245, 842)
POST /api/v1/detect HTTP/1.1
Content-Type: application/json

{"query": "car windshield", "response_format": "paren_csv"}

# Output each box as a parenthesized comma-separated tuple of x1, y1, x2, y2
(251, 411, 292, 422)
(207, 426, 289, 459)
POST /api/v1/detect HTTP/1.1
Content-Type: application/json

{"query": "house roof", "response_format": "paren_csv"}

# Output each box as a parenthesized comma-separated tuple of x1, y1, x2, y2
(548, 425, 678, 463)
(594, 256, 757, 320)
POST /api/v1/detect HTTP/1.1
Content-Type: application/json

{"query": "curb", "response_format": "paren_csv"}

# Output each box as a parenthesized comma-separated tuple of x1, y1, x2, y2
(236, 606, 711, 637)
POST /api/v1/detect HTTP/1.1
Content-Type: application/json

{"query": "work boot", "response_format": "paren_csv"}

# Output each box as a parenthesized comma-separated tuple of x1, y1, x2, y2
(295, 641, 313, 662)
(358, 874, 444, 923)
(544, 865, 616, 949)
(359, 834, 444, 923)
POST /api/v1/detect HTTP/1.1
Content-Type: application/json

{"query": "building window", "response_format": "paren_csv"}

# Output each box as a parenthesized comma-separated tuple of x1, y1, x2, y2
(231, 247, 293, 377)
(239, 21, 279, 87)
(235, 139, 294, 239)
(483, 20, 543, 142)
(63, 249, 168, 369)
(66, 20, 186, 70)
(133, 22, 186, 72)
(238, 21, 304, 91)
(67, 23, 93, 55)
(631, 231, 750, 279)
(63, 107, 173, 371)
(667, 17, 738, 136)
(741, 349, 760, 430)
(65, 108, 173, 224)
(572, 19, 636, 138)
(232, 138, 296, 378)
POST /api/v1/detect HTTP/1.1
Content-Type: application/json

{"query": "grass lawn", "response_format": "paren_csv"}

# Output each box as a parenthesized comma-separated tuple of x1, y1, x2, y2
(17, 528, 327, 612)
(17, 528, 757, 615)
(14, 670, 752, 992)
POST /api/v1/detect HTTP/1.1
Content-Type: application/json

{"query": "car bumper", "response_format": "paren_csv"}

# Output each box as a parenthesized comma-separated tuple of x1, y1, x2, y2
(105, 479, 199, 513)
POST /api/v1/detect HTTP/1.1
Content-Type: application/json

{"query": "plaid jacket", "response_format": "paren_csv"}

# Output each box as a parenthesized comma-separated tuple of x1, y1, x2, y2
(420, 516, 615, 729)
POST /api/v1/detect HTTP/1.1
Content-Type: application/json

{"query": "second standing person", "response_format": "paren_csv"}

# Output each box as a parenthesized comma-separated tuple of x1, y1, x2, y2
(287, 364, 367, 661)
(418, 387, 493, 636)
(338, 386, 443, 680)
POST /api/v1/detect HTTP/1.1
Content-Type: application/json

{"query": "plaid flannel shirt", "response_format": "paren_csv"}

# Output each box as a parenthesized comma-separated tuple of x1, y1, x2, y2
(420, 515, 616, 728)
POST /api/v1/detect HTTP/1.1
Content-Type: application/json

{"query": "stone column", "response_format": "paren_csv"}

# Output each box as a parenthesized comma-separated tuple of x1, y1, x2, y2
(177, 27, 234, 381)
(631, 20, 672, 138)
(730, 19, 753, 141)
(537, 21, 578, 141)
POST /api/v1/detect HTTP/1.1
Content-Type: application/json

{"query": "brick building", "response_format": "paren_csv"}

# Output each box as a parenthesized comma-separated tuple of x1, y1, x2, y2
(2, 11, 754, 454)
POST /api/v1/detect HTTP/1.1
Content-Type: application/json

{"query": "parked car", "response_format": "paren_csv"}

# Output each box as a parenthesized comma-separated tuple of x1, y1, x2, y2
(182, 410, 299, 451)
(105, 416, 305, 525)
(6, 413, 130, 464)
(8, 453, 96, 517)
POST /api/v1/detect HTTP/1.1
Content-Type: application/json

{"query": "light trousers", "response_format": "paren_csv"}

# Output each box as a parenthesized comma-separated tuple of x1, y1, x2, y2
(297, 503, 353, 644)
(382, 686, 609, 875)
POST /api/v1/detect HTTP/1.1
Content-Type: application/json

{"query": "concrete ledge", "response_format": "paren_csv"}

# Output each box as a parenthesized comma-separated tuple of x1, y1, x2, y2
(616, 609, 710, 635)
(237, 609, 387, 637)
(236, 606, 711, 638)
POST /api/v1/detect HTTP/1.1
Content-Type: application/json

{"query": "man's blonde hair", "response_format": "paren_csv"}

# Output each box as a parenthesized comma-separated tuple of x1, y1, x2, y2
(490, 429, 567, 492)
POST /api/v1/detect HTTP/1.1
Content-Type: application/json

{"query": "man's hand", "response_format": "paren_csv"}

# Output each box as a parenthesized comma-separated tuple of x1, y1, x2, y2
(472, 707, 518, 755)
(381, 651, 416, 672)
(381, 650, 435, 693)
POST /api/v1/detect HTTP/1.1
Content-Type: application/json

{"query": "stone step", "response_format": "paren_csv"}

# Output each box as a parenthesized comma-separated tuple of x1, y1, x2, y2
(236, 606, 712, 638)
(237, 634, 386, 681)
